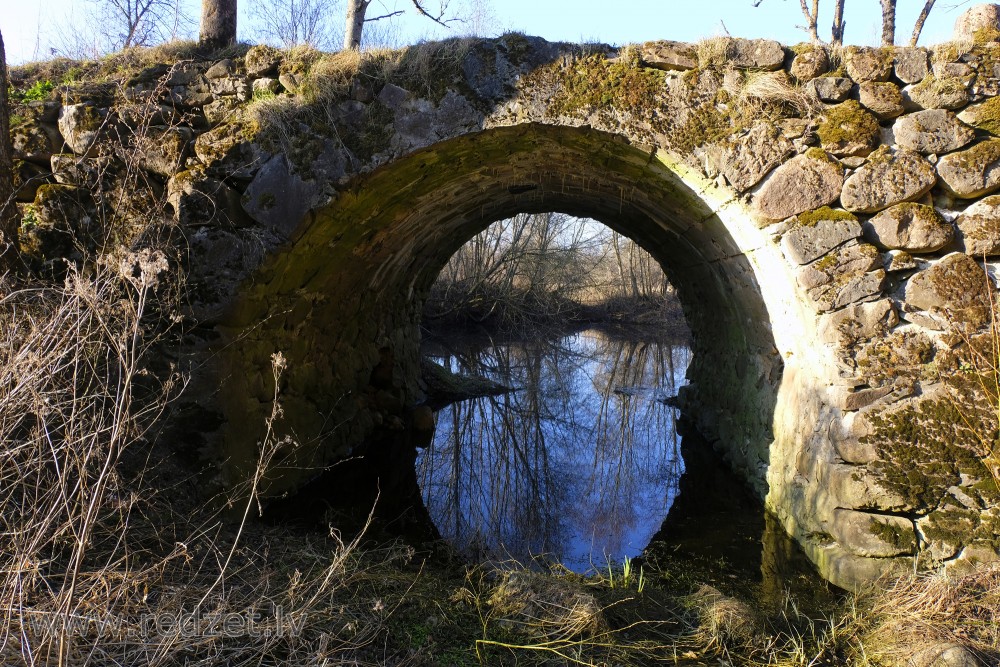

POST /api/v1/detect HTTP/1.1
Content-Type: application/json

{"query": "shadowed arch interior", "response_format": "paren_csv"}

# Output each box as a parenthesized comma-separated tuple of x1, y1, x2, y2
(218, 122, 783, 502)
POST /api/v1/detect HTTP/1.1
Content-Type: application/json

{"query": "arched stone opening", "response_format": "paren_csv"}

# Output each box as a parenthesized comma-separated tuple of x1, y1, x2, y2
(218, 122, 832, 566)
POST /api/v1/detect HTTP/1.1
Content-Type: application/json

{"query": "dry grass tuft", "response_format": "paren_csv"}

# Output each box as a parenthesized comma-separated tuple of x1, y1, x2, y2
(854, 568, 1000, 667)
(725, 70, 821, 125)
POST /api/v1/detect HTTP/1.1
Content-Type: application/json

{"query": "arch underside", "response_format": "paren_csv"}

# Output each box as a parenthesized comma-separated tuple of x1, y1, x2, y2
(219, 122, 785, 511)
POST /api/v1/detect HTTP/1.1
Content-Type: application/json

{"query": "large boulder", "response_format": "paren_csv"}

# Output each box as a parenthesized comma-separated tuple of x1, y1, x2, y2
(136, 126, 192, 177)
(50, 154, 108, 189)
(957, 98, 1000, 136)
(242, 154, 331, 239)
(863, 203, 954, 253)
(952, 3, 1000, 41)
(937, 139, 1000, 198)
(245, 45, 282, 77)
(12, 121, 61, 165)
(893, 110, 975, 155)
(841, 148, 937, 214)
(954, 195, 1000, 256)
(796, 241, 885, 312)
(194, 121, 270, 180)
(166, 168, 247, 228)
(781, 209, 861, 264)
(789, 46, 829, 81)
(806, 77, 853, 103)
(58, 103, 117, 157)
(700, 37, 784, 70)
(893, 47, 930, 84)
(820, 299, 898, 347)
(19, 184, 97, 264)
(12, 160, 46, 202)
(752, 150, 844, 221)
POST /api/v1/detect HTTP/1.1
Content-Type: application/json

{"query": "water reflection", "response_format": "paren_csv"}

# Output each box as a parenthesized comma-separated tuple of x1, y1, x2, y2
(417, 329, 692, 572)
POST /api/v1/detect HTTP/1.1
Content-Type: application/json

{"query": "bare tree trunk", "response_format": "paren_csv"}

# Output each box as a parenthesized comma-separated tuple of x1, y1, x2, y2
(0, 29, 18, 272)
(910, 0, 936, 46)
(344, 0, 370, 50)
(200, 0, 237, 50)
(880, 0, 896, 46)
(799, 0, 820, 42)
(832, 0, 846, 46)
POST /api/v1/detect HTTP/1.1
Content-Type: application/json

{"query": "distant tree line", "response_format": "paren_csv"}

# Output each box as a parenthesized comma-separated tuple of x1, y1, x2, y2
(423, 213, 677, 330)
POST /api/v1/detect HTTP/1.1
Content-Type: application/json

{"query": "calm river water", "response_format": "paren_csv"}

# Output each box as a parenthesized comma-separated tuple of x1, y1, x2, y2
(418, 328, 691, 571)
(418, 327, 835, 606)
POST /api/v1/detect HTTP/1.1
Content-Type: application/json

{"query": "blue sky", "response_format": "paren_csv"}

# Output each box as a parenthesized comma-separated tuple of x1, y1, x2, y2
(0, 0, 969, 65)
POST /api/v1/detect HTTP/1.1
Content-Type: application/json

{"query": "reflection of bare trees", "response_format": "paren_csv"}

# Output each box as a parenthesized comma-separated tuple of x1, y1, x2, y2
(416, 330, 692, 570)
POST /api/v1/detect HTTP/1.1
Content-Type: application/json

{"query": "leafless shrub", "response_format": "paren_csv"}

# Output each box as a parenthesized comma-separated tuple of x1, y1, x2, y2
(249, 0, 345, 51)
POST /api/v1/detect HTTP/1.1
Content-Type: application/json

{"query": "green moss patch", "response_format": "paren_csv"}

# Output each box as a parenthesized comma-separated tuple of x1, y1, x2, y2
(869, 518, 917, 553)
(666, 104, 731, 155)
(967, 97, 1000, 136)
(817, 100, 879, 151)
(796, 205, 857, 227)
(546, 52, 669, 119)
(864, 395, 998, 511)
(856, 330, 936, 388)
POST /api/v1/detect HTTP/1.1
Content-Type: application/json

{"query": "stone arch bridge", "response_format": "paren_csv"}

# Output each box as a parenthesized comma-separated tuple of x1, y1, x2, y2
(12, 29, 1000, 588)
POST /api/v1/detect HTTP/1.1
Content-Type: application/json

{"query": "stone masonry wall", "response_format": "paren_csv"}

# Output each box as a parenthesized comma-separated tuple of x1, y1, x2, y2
(10, 9, 1000, 588)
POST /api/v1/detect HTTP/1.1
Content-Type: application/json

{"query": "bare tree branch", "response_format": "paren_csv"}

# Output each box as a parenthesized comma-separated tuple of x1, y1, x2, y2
(410, 0, 454, 29)
(910, 0, 937, 46)
(798, 0, 820, 41)
(250, 0, 342, 49)
(367, 10, 406, 22)
(345, 0, 458, 50)
(87, 0, 192, 50)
